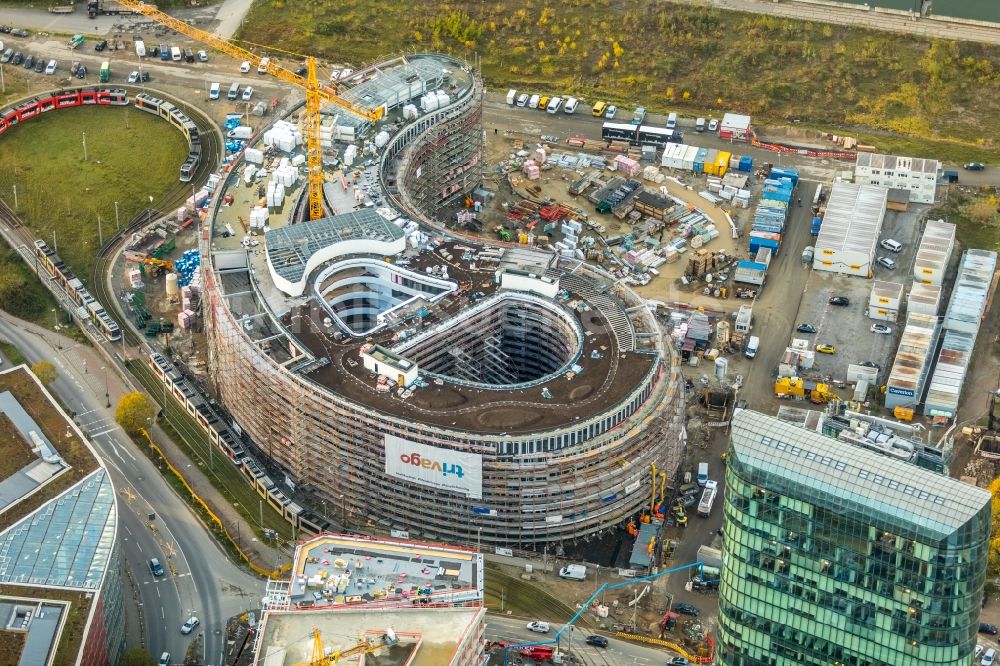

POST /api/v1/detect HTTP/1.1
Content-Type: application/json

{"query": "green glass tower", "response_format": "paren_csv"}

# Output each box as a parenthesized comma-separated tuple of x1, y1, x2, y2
(719, 410, 991, 666)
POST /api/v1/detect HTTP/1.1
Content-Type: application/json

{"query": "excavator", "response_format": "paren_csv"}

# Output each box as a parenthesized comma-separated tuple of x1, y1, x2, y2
(295, 627, 397, 665)
(112, 0, 384, 221)
(142, 257, 175, 277)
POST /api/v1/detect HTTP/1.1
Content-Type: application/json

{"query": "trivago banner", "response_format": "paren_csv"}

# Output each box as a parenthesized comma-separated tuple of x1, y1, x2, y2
(384, 434, 483, 499)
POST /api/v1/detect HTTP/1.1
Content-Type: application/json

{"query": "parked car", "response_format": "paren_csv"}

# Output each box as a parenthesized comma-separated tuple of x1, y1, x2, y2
(669, 659, 692, 666)
(975, 645, 984, 660)
(239, 60, 251, 72)
(674, 603, 700, 616)
(964, 162, 985, 171)
(984, 648, 997, 666)
(516, 93, 528, 107)
(860, 361, 880, 369)
(71, 60, 80, 74)
(880, 238, 902, 253)
(128, 70, 139, 83)
(677, 494, 697, 508)
(526, 621, 550, 634)
(158, 652, 170, 666)
(34, 58, 45, 73)
(23, 54, 34, 69)
(198, 49, 208, 62)
(95, 39, 108, 51)
(180, 616, 200, 635)
(979, 623, 997, 635)
(76, 65, 87, 79)
(708, 118, 718, 132)
(0, 26, 11, 34)
(877, 256, 896, 270)
(11, 28, 28, 37)
(1, 48, 12, 63)
(796, 323, 817, 334)
(141, 70, 150, 82)
(604, 104, 617, 119)
(815, 344, 836, 354)
(871, 323, 892, 335)
(585, 635, 608, 648)
(828, 296, 850, 306)
(241, 86, 254, 100)
(11, 51, 23, 65)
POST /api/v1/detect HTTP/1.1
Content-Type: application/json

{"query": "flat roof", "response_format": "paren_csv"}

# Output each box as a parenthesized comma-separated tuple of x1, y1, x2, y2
(944, 249, 997, 330)
(255, 605, 484, 666)
(731, 410, 991, 540)
(265, 208, 404, 286)
(815, 182, 887, 257)
(886, 313, 939, 391)
(288, 534, 482, 608)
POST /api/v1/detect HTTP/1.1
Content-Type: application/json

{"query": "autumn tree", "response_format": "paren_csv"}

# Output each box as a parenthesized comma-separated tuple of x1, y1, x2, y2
(115, 392, 155, 435)
(31, 360, 57, 386)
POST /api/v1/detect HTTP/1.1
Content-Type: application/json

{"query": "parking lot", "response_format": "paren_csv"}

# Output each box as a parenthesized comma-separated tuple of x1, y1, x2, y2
(790, 206, 928, 380)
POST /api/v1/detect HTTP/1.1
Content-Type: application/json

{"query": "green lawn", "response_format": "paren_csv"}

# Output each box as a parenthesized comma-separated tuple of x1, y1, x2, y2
(929, 188, 1000, 254)
(0, 246, 84, 336)
(238, 0, 1000, 163)
(0, 105, 188, 281)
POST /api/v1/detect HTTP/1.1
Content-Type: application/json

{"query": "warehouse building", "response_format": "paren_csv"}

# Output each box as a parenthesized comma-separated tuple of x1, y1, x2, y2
(854, 152, 939, 204)
(867, 280, 903, 322)
(912, 218, 955, 286)
(923, 249, 998, 417)
(884, 312, 940, 410)
(812, 182, 887, 277)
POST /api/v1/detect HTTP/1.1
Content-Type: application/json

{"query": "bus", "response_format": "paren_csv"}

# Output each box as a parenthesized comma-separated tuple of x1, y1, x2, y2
(99, 61, 110, 82)
(601, 122, 637, 143)
(637, 125, 682, 147)
(698, 479, 717, 518)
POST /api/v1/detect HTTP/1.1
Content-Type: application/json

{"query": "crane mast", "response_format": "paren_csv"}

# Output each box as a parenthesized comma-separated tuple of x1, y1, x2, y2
(114, 0, 383, 220)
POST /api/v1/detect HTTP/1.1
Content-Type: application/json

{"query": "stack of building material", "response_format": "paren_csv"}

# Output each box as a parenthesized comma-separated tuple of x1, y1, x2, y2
(523, 160, 540, 180)
(614, 155, 640, 177)
(262, 120, 302, 152)
(273, 164, 299, 187)
(244, 147, 264, 165)
(642, 165, 664, 183)
(249, 206, 268, 231)
(266, 182, 286, 209)
(128, 268, 143, 289)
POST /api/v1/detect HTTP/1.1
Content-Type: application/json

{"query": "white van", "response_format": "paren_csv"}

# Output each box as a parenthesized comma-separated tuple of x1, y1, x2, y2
(45, 59, 57, 74)
(506, 88, 517, 105)
(170, 46, 182, 61)
(880, 238, 902, 253)
(209, 82, 220, 100)
(745, 335, 760, 359)
(239, 60, 251, 73)
(257, 56, 270, 74)
(563, 97, 578, 114)
(528, 94, 540, 109)
(227, 82, 240, 100)
(135, 39, 146, 58)
(546, 97, 562, 113)
(559, 564, 587, 581)
(667, 112, 678, 129)
(695, 117, 705, 132)
(697, 462, 709, 487)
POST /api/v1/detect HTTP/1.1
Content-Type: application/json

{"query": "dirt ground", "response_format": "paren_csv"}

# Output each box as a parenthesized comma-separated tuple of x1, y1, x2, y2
(481, 132, 752, 311)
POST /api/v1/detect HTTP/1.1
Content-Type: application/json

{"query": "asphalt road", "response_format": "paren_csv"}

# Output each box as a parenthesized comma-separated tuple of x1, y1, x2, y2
(486, 615, 674, 665)
(0, 313, 265, 665)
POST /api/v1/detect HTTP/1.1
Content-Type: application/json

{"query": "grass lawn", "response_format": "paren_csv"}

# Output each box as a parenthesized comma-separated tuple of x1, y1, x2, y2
(238, 0, 1000, 163)
(928, 187, 1000, 254)
(0, 104, 188, 281)
(0, 413, 36, 480)
(0, 341, 28, 366)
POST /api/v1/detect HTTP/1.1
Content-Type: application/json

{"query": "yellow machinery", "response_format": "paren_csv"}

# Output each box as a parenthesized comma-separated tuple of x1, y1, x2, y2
(774, 377, 831, 404)
(296, 627, 397, 665)
(143, 257, 175, 272)
(113, 0, 383, 221)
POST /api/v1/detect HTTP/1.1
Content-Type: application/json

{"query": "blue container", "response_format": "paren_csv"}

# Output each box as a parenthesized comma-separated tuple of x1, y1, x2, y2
(770, 167, 799, 186)
(811, 217, 822, 236)
(739, 155, 753, 172)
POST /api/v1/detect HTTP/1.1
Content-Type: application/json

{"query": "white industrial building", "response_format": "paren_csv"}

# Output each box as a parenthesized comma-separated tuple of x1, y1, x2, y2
(912, 218, 955, 286)
(884, 312, 940, 411)
(868, 280, 903, 322)
(812, 183, 888, 277)
(854, 152, 939, 204)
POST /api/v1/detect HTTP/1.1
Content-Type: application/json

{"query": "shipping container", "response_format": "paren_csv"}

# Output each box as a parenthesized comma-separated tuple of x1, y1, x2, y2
(734, 260, 767, 286)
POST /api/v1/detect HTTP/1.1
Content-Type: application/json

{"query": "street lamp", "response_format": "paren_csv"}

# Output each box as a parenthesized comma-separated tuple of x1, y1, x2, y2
(102, 365, 110, 408)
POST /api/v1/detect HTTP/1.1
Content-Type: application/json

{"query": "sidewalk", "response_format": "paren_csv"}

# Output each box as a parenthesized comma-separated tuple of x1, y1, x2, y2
(0, 311, 285, 571)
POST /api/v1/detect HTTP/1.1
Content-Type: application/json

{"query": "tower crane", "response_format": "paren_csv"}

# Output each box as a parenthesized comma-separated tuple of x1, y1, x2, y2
(113, 0, 384, 221)
(295, 627, 398, 665)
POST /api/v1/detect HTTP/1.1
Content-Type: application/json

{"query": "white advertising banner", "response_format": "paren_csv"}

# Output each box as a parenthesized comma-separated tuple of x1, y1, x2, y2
(384, 434, 483, 500)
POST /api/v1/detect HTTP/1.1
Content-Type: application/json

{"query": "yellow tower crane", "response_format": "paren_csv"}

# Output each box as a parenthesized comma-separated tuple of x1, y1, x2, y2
(113, 0, 384, 221)
(295, 627, 397, 665)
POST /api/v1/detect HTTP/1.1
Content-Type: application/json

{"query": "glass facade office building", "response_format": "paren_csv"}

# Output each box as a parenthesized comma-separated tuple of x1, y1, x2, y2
(720, 410, 991, 666)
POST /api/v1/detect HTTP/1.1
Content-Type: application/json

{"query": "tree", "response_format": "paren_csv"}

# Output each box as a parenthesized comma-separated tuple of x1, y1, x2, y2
(31, 360, 57, 386)
(120, 648, 156, 666)
(116, 392, 155, 435)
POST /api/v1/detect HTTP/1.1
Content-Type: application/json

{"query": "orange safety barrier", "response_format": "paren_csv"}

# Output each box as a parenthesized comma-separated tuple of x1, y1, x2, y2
(614, 632, 715, 663)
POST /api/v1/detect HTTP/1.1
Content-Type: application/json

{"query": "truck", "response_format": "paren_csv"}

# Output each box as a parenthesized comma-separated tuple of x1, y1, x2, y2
(87, 0, 145, 17)
(49, 4, 75, 12)
(698, 480, 717, 517)
(134, 39, 145, 57)
(810, 216, 822, 236)
(745, 335, 760, 359)
(558, 564, 587, 581)
(68, 34, 85, 49)
(506, 88, 517, 105)
(99, 60, 110, 82)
